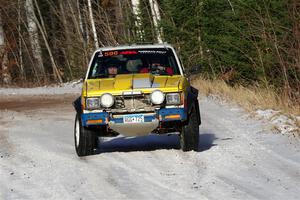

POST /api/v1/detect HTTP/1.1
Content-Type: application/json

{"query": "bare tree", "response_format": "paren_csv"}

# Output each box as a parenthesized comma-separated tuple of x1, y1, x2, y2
(25, 0, 45, 81)
(77, 0, 84, 36)
(88, 0, 99, 48)
(131, 0, 143, 40)
(33, 0, 62, 83)
(0, 11, 11, 85)
(17, 0, 25, 81)
(148, 0, 162, 43)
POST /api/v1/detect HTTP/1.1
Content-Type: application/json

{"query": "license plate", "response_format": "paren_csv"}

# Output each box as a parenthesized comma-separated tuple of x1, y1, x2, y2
(123, 114, 144, 123)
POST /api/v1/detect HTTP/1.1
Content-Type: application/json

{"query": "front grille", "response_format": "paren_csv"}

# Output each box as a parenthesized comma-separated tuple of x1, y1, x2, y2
(111, 95, 159, 113)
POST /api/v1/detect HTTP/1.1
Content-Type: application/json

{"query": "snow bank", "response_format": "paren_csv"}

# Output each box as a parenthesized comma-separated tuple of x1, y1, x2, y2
(256, 109, 299, 136)
(0, 80, 82, 96)
(203, 94, 299, 136)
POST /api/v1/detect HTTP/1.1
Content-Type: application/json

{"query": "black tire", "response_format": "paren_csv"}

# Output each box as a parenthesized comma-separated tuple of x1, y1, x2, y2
(180, 106, 199, 151)
(74, 114, 98, 157)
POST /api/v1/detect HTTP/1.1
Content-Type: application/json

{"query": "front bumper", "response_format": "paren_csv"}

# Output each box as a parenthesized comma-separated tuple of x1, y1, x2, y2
(81, 108, 187, 127)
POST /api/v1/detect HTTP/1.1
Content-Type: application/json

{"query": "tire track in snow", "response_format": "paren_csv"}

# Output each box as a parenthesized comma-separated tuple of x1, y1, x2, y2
(0, 94, 300, 199)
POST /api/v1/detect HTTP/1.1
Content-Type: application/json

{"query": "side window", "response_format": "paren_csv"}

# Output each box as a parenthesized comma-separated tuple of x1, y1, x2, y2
(168, 56, 178, 74)
(92, 63, 98, 76)
(179, 57, 185, 74)
(88, 52, 100, 78)
(171, 48, 184, 75)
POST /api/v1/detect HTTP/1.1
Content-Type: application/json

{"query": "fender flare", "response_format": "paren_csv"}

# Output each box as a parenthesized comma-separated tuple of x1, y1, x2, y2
(73, 97, 83, 115)
(186, 86, 201, 125)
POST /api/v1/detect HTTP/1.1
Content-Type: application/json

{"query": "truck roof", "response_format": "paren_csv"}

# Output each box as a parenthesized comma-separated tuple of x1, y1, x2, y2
(97, 43, 174, 52)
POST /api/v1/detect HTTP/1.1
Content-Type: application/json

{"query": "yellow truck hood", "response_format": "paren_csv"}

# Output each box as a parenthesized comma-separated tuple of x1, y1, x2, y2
(82, 73, 188, 96)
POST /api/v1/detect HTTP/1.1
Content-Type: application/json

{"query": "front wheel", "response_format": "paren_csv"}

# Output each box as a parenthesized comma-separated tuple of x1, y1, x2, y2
(74, 114, 98, 157)
(180, 106, 199, 151)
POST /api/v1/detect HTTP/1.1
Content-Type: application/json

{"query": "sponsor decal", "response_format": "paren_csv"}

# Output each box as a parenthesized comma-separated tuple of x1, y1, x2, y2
(138, 50, 167, 54)
(101, 49, 167, 57)
(103, 51, 119, 57)
(120, 51, 138, 55)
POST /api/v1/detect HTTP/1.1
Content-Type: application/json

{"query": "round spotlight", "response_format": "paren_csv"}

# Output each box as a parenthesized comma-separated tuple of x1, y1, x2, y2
(150, 90, 165, 105)
(100, 93, 114, 108)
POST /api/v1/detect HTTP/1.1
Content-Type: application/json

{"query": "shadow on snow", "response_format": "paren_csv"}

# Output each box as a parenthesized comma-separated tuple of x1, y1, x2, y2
(95, 132, 217, 154)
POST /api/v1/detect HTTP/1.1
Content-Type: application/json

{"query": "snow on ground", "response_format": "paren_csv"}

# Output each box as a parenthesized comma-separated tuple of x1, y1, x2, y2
(0, 86, 300, 199)
(0, 80, 82, 96)
(255, 109, 299, 136)
(205, 94, 299, 136)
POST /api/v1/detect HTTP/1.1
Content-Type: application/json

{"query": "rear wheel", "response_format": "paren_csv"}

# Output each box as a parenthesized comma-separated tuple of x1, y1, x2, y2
(180, 106, 199, 151)
(74, 114, 98, 157)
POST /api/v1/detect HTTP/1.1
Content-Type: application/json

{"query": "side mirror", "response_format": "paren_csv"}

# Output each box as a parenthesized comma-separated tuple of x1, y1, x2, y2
(186, 64, 202, 76)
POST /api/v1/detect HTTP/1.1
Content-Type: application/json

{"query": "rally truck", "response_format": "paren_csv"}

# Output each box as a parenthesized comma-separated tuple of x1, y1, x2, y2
(73, 43, 201, 156)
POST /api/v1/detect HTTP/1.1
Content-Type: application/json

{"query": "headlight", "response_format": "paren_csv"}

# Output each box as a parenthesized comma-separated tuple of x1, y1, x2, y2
(166, 93, 181, 105)
(100, 93, 114, 108)
(150, 90, 165, 105)
(86, 98, 100, 109)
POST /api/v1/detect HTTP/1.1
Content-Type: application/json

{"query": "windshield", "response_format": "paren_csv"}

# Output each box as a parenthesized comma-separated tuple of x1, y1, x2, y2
(88, 48, 180, 79)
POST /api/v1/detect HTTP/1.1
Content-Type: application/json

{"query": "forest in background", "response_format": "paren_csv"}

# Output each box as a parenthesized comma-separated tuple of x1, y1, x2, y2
(0, 0, 299, 105)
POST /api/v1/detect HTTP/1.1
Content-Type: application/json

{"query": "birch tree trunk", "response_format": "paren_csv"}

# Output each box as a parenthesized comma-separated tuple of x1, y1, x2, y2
(149, 0, 162, 43)
(84, 2, 90, 48)
(77, 0, 84, 36)
(60, 0, 73, 80)
(18, 0, 25, 81)
(88, 0, 99, 49)
(116, 0, 127, 42)
(25, 0, 45, 80)
(131, 0, 143, 40)
(33, 0, 62, 83)
(0, 12, 11, 85)
(78, 1, 90, 66)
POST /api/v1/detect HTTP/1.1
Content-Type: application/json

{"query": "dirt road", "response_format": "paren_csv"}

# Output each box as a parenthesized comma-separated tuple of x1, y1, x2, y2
(0, 94, 299, 199)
